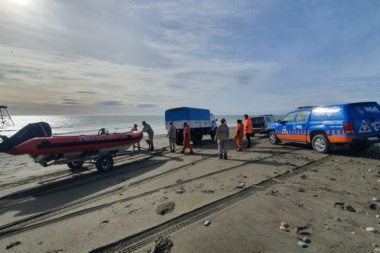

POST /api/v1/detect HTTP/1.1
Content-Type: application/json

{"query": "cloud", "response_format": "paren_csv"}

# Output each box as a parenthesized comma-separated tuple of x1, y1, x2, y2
(137, 104, 158, 108)
(0, 0, 379, 116)
(78, 91, 97, 94)
(99, 101, 124, 106)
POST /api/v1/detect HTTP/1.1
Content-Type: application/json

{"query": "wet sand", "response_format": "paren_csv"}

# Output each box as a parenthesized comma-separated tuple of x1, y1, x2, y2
(0, 132, 380, 253)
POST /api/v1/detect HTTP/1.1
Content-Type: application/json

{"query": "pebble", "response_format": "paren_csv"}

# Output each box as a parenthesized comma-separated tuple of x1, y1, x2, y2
(351, 231, 356, 235)
(366, 227, 376, 233)
(236, 182, 246, 188)
(298, 241, 308, 248)
(376, 215, 380, 219)
(325, 225, 330, 230)
(203, 220, 211, 226)
(373, 198, 379, 202)
(375, 248, 380, 252)
(303, 237, 311, 243)
(280, 221, 289, 227)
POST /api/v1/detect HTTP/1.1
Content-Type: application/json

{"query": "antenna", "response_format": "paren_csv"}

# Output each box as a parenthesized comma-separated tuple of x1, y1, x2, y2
(0, 105, 15, 127)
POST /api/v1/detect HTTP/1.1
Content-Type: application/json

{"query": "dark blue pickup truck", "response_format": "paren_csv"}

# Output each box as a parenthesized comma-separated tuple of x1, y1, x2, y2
(267, 102, 380, 153)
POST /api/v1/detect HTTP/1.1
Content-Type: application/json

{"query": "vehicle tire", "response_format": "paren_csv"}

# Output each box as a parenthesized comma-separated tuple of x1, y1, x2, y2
(96, 153, 114, 172)
(67, 161, 84, 170)
(268, 131, 280, 145)
(210, 129, 216, 141)
(193, 131, 203, 145)
(312, 134, 330, 153)
(349, 143, 370, 152)
(176, 132, 183, 146)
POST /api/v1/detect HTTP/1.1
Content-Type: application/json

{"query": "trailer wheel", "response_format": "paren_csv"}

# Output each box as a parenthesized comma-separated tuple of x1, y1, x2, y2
(96, 154, 114, 172)
(67, 161, 84, 170)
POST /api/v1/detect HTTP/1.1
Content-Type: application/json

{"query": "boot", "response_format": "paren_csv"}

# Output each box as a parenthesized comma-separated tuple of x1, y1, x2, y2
(219, 154, 223, 159)
(224, 154, 228, 160)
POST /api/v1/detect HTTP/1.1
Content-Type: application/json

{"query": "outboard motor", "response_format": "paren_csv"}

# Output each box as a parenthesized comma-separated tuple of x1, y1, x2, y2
(0, 122, 52, 152)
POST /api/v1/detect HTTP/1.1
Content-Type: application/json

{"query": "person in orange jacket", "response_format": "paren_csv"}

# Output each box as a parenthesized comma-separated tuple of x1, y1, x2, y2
(235, 119, 244, 151)
(244, 114, 253, 148)
(180, 122, 194, 154)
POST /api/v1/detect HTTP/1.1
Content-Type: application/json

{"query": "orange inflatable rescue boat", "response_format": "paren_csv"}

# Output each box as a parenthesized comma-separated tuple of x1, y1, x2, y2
(0, 122, 143, 171)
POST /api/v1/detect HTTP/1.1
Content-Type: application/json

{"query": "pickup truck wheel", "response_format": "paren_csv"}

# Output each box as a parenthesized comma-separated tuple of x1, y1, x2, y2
(268, 131, 280, 145)
(312, 134, 330, 153)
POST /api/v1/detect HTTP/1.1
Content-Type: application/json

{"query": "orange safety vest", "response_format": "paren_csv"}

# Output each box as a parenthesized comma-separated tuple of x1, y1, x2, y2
(244, 117, 253, 134)
(183, 125, 191, 141)
(235, 123, 244, 138)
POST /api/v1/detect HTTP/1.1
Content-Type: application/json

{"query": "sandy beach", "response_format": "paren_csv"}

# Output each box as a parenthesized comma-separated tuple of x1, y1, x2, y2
(1, 131, 380, 253)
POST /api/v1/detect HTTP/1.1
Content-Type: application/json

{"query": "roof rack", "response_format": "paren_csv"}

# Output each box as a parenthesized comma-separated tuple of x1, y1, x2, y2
(297, 106, 317, 109)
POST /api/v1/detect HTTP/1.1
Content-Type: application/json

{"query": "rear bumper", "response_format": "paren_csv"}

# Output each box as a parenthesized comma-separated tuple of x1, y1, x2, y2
(253, 128, 268, 134)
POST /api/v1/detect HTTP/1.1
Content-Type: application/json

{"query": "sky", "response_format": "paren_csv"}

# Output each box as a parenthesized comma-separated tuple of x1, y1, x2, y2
(0, 0, 379, 116)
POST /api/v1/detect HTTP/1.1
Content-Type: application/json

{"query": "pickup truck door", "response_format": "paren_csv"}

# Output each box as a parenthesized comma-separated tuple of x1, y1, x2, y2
(276, 112, 297, 141)
(292, 110, 310, 142)
(276, 110, 310, 142)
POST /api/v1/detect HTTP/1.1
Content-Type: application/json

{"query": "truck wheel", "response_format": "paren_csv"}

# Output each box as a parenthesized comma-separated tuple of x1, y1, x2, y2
(268, 131, 280, 145)
(210, 129, 216, 141)
(312, 134, 330, 153)
(67, 161, 84, 170)
(193, 131, 203, 145)
(96, 153, 114, 172)
(176, 132, 183, 145)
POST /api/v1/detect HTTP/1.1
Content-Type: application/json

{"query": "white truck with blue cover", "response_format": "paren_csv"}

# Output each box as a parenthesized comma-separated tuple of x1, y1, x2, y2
(165, 107, 218, 145)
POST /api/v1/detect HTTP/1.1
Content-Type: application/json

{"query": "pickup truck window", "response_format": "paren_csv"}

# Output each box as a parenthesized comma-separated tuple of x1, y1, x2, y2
(283, 112, 296, 123)
(296, 111, 309, 122)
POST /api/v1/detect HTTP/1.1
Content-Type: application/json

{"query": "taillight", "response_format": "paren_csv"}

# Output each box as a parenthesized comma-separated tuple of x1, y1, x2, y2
(344, 122, 355, 134)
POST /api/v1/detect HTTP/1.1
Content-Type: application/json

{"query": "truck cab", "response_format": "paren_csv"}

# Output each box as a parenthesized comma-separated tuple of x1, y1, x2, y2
(165, 107, 217, 145)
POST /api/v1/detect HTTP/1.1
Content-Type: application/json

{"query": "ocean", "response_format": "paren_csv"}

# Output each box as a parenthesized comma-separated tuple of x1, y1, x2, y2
(0, 115, 247, 137)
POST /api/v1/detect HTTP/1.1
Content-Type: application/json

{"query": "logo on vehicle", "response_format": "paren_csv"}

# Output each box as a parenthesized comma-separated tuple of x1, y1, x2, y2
(359, 120, 371, 133)
(371, 122, 380, 131)
(364, 106, 380, 113)
(282, 126, 288, 134)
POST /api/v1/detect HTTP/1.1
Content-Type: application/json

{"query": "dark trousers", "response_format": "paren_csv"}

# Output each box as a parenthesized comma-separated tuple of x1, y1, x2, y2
(245, 133, 251, 147)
